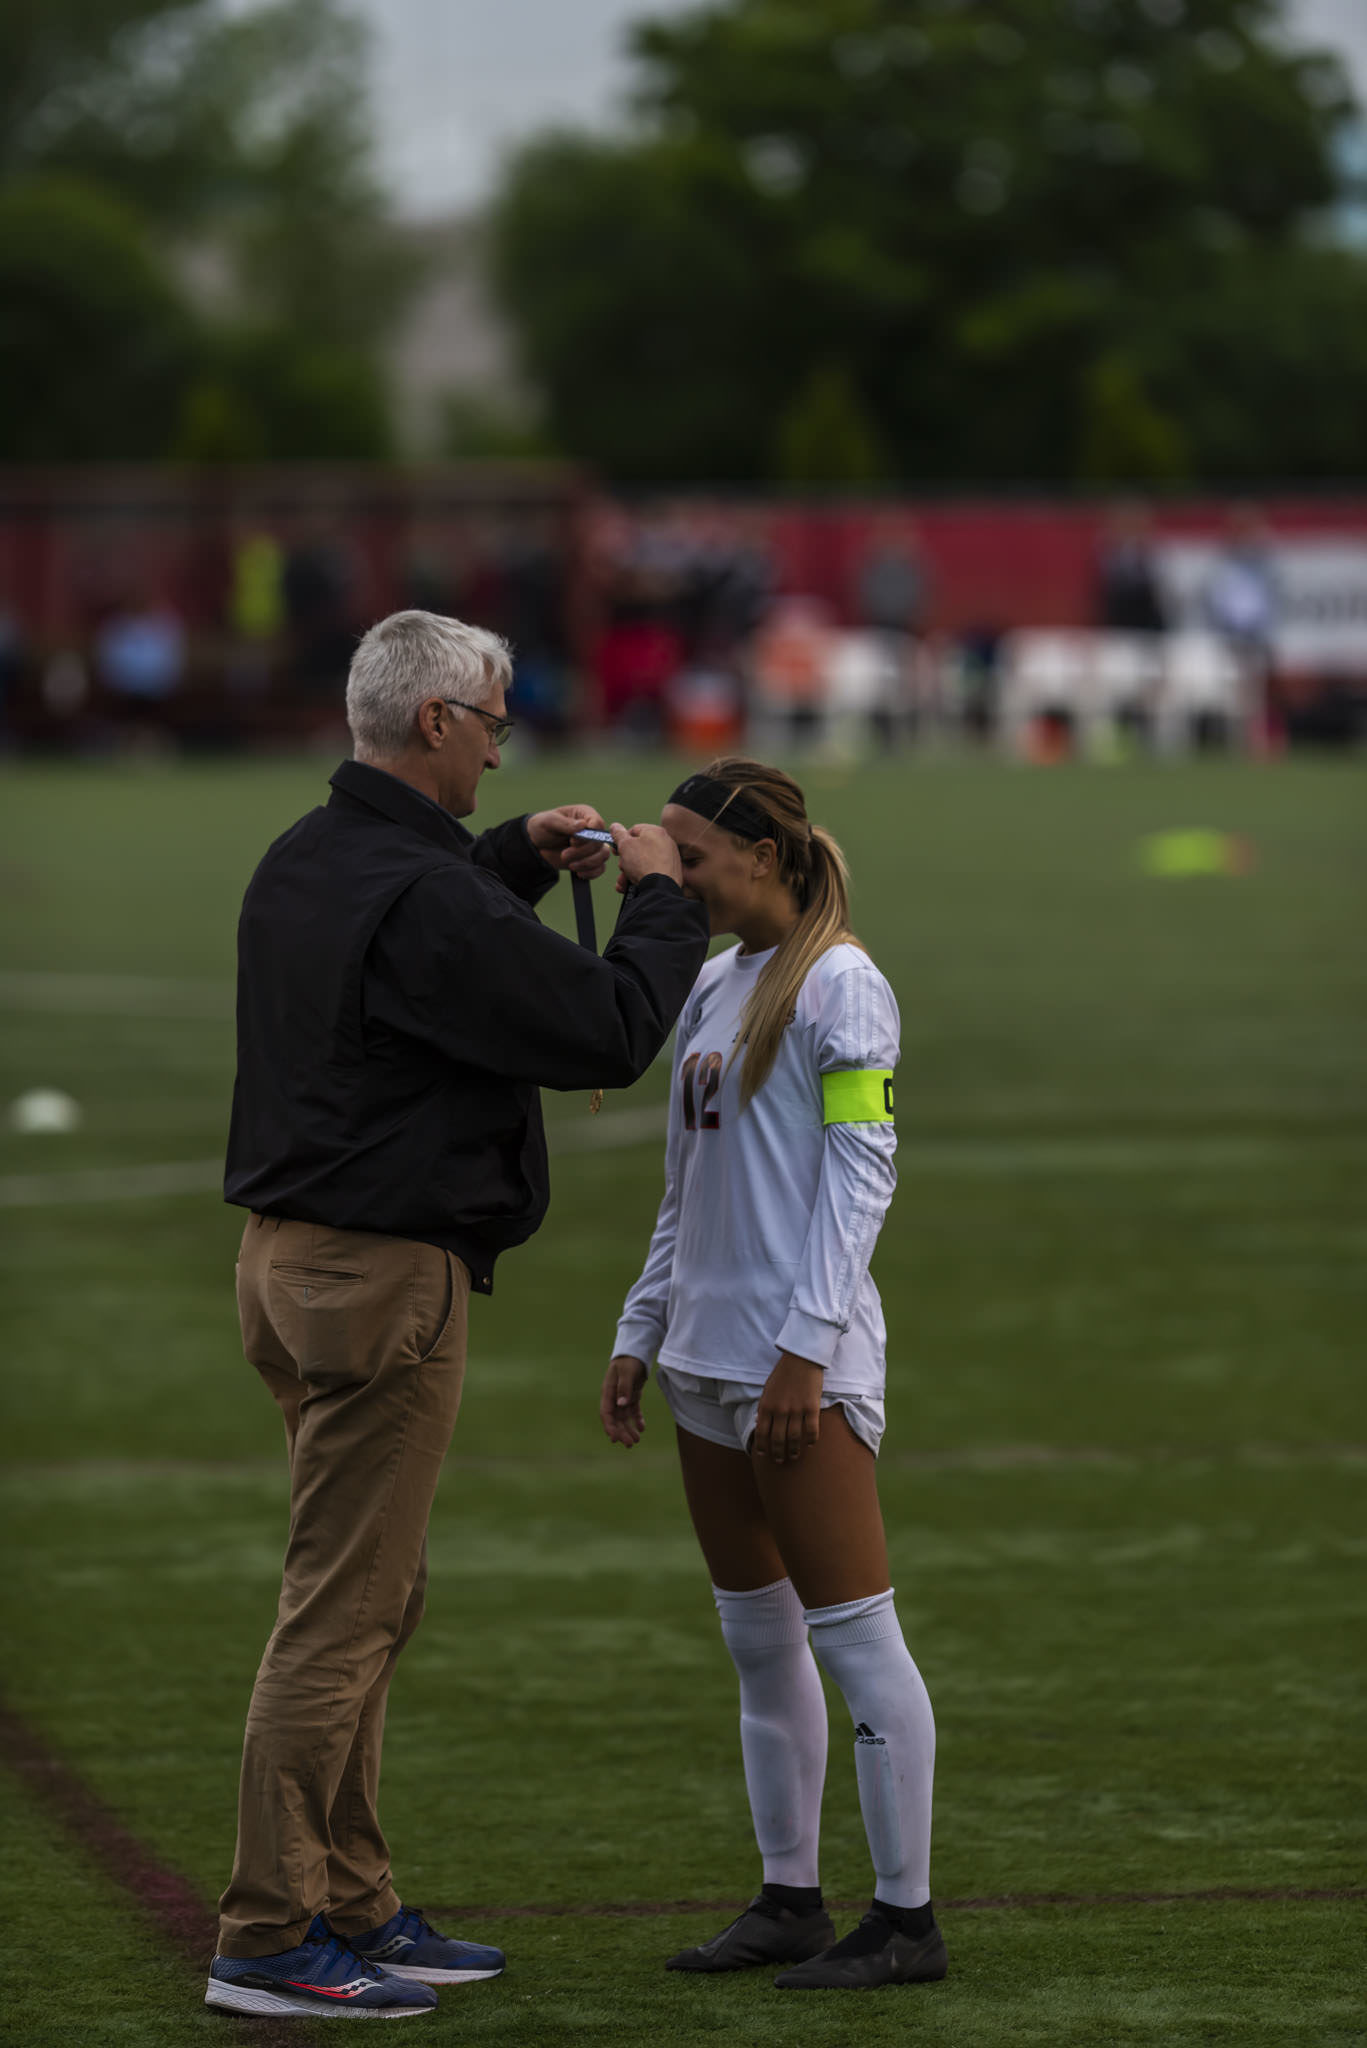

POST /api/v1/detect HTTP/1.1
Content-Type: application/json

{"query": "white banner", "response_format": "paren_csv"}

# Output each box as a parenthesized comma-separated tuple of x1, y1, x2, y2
(1157, 537, 1367, 674)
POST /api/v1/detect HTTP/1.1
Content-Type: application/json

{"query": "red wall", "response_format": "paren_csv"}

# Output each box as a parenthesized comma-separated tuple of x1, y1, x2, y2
(5, 470, 1367, 642)
(760, 497, 1367, 632)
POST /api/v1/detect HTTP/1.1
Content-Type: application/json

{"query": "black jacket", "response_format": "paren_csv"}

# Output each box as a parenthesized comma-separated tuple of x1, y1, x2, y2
(224, 760, 709, 1290)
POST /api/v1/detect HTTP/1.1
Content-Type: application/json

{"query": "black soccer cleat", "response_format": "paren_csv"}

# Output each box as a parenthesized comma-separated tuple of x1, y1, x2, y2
(773, 1907, 949, 1989)
(666, 1894, 837, 1973)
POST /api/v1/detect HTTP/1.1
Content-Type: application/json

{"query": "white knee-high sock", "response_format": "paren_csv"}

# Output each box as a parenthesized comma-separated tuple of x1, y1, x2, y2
(713, 1579, 828, 1890)
(805, 1589, 935, 1909)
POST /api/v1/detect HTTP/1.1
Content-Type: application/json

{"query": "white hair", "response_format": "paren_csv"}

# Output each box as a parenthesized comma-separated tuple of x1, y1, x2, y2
(345, 610, 513, 761)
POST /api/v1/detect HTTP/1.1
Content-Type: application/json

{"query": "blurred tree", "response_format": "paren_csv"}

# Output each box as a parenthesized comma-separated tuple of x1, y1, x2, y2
(0, 177, 193, 459)
(438, 389, 558, 462)
(1077, 353, 1191, 484)
(0, 0, 410, 459)
(174, 333, 395, 462)
(776, 365, 887, 483)
(491, 0, 1367, 483)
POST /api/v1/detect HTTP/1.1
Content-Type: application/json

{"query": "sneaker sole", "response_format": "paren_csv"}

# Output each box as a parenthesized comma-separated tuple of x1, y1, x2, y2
(205, 1981, 432, 2018)
(373, 1963, 505, 1984)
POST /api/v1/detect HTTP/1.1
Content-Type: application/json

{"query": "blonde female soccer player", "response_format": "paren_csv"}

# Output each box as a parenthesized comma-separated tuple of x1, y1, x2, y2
(601, 759, 945, 1992)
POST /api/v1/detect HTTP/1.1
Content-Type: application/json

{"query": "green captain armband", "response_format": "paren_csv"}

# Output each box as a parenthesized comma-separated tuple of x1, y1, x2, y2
(822, 1069, 895, 1125)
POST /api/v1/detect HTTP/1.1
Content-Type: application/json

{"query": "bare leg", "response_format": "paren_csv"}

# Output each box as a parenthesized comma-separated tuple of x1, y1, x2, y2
(675, 1426, 785, 1588)
(674, 1407, 890, 1602)
(750, 1405, 890, 1607)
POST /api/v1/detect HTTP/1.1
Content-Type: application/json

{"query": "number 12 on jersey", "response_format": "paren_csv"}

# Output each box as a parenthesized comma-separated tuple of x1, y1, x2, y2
(681, 1050, 723, 1130)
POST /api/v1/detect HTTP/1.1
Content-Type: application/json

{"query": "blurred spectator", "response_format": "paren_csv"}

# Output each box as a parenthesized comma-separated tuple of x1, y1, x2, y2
(826, 629, 910, 756)
(1204, 509, 1279, 748)
(41, 649, 91, 733)
(509, 648, 572, 743)
(399, 522, 462, 617)
(747, 595, 834, 746)
(231, 531, 286, 643)
(94, 596, 186, 707)
(0, 603, 28, 749)
(954, 628, 1004, 745)
(680, 507, 775, 656)
(588, 502, 777, 735)
(1095, 502, 1168, 634)
(497, 520, 568, 658)
(666, 662, 744, 754)
(590, 510, 681, 736)
(283, 524, 356, 695)
(227, 529, 285, 697)
(469, 514, 573, 741)
(595, 610, 683, 740)
(1205, 510, 1278, 650)
(857, 517, 930, 639)
(853, 516, 932, 748)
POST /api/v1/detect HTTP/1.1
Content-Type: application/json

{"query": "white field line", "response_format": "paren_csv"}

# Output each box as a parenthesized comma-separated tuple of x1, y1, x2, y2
(0, 1118, 663, 1206)
(554, 1117, 1360, 1176)
(1, 1116, 1357, 1208)
(905, 1134, 1353, 1175)
(0, 1116, 657, 1206)
(0, 974, 681, 1071)
(0, 971, 232, 1018)
(10, 1442, 1366, 1491)
(0, 1158, 225, 1206)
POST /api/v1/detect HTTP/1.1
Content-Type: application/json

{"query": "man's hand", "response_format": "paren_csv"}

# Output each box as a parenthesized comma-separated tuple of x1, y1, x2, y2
(611, 822, 684, 889)
(527, 805, 612, 877)
(601, 1354, 648, 1446)
(752, 1352, 824, 1466)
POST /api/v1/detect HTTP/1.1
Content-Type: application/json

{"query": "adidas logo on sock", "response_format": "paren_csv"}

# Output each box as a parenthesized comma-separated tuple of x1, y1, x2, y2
(854, 1722, 886, 1746)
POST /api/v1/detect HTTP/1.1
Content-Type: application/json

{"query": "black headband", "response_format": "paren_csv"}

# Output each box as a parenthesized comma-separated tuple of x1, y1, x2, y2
(667, 773, 775, 843)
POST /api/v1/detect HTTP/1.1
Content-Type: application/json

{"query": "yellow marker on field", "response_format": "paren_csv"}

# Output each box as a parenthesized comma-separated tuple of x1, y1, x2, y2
(1138, 831, 1254, 879)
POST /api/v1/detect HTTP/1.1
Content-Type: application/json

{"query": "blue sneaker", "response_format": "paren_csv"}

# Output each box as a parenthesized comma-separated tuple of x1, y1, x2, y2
(205, 1914, 437, 2018)
(351, 1905, 506, 1985)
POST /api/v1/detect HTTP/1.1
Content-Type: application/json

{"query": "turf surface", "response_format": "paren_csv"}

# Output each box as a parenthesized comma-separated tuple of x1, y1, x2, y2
(2, 750, 1364, 2045)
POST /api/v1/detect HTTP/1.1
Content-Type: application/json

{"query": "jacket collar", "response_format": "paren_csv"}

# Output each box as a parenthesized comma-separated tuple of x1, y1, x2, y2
(328, 759, 474, 855)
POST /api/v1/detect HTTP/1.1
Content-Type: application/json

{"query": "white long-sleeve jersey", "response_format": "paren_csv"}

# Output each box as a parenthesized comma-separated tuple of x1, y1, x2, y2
(613, 940, 899, 1396)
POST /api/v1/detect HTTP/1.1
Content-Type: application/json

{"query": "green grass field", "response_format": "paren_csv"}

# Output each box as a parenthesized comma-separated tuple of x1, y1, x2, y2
(1, 750, 1364, 2047)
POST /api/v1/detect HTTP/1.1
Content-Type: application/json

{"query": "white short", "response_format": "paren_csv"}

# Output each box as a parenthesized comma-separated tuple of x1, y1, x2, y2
(655, 1365, 885, 1458)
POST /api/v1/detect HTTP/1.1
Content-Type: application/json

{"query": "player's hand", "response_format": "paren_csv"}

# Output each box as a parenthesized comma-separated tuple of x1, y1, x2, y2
(527, 805, 611, 877)
(601, 1355, 648, 1447)
(611, 822, 683, 889)
(752, 1352, 823, 1465)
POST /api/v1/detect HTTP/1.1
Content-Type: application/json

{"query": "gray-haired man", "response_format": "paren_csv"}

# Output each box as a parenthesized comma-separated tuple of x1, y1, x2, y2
(208, 611, 708, 2019)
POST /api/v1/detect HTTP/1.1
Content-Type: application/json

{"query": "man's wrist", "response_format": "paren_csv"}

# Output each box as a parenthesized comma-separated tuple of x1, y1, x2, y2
(624, 870, 684, 896)
(520, 813, 562, 872)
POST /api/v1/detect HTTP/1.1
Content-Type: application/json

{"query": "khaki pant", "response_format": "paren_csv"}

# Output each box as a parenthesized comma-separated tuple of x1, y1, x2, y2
(217, 1214, 469, 1957)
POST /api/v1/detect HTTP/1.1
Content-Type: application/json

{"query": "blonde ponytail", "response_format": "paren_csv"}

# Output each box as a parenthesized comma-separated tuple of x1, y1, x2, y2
(693, 758, 860, 1107)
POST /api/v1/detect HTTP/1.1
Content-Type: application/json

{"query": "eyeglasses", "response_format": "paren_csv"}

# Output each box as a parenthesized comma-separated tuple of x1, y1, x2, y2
(442, 698, 514, 747)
